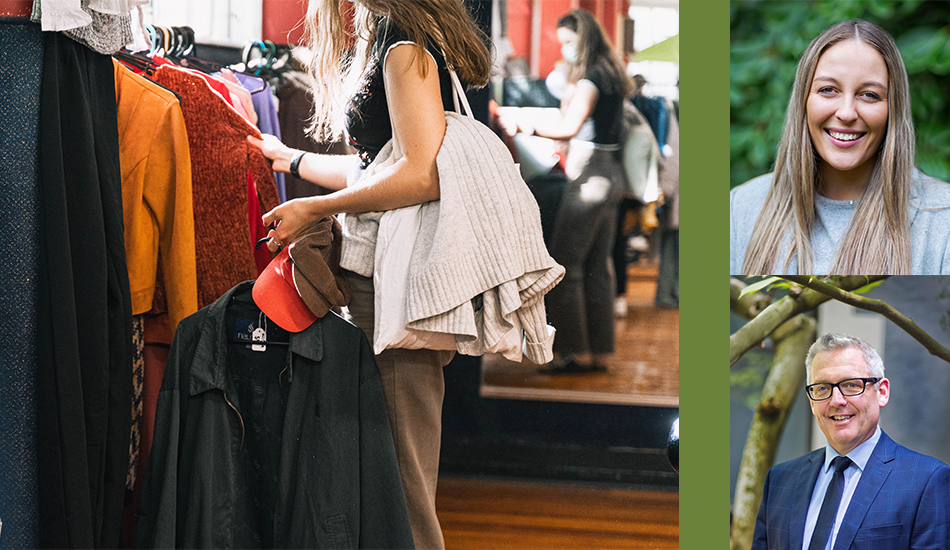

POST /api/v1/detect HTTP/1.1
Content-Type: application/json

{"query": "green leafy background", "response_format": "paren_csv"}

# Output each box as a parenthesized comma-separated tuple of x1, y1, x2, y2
(730, 0, 950, 189)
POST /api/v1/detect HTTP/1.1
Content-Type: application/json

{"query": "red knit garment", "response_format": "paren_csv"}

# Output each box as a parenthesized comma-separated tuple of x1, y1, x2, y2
(153, 64, 279, 309)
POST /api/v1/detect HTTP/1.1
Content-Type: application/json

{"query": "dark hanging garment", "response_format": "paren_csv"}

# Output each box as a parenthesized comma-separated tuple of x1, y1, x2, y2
(136, 282, 414, 549)
(0, 17, 43, 550)
(276, 71, 348, 201)
(34, 32, 134, 549)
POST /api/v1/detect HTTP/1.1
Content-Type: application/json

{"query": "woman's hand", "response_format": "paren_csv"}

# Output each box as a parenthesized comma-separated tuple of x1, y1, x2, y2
(497, 109, 535, 137)
(497, 110, 521, 137)
(248, 134, 296, 174)
(250, 135, 355, 191)
(261, 197, 325, 252)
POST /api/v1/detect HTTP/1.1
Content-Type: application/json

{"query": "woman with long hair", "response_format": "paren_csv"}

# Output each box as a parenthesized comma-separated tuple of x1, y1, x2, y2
(731, 19, 950, 275)
(248, 1, 491, 547)
(511, 8, 630, 373)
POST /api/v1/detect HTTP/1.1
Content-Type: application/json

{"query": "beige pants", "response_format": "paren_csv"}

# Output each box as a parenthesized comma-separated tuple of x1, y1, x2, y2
(345, 271, 453, 550)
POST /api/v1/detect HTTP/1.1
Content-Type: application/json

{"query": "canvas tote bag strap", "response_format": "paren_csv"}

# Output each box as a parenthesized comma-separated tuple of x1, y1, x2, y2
(383, 45, 474, 157)
(445, 58, 474, 119)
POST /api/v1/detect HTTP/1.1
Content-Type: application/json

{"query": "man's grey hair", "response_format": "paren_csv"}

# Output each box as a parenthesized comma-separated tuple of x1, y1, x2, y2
(805, 333, 885, 381)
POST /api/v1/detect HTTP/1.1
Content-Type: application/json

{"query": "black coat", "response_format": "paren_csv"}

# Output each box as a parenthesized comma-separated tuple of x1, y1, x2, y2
(35, 33, 133, 549)
(135, 281, 414, 549)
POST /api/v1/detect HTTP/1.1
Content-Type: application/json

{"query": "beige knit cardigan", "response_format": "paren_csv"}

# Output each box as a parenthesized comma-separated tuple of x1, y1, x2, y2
(341, 112, 564, 363)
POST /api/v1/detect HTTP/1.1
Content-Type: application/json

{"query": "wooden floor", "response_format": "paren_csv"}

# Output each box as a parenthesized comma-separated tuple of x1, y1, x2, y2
(436, 258, 679, 548)
(480, 259, 679, 406)
(438, 476, 679, 549)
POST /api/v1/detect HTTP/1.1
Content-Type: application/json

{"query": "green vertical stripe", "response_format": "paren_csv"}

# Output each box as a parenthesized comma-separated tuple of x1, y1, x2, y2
(680, 0, 731, 547)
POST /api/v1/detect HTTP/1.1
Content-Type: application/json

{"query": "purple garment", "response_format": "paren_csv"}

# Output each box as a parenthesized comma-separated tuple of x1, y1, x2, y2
(235, 72, 286, 203)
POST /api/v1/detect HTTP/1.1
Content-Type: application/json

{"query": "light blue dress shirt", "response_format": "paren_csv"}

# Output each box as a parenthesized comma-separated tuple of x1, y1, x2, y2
(802, 425, 882, 550)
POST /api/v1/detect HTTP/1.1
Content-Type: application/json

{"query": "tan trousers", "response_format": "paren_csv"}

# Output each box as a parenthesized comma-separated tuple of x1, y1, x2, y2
(345, 271, 453, 550)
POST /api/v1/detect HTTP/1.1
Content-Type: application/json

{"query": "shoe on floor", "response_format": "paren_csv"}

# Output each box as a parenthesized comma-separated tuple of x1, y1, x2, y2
(538, 357, 608, 375)
(614, 297, 628, 317)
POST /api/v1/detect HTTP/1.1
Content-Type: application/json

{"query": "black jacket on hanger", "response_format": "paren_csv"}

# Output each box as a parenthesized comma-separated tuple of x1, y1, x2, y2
(135, 281, 414, 549)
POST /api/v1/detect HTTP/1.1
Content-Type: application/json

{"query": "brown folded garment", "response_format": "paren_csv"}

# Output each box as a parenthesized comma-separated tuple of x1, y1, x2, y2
(253, 216, 350, 332)
(289, 216, 351, 318)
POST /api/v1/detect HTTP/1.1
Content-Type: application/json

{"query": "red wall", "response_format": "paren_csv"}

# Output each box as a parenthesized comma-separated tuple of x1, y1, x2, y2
(506, 0, 628, 79)
(262, 0, 307, 45)
(506, 0, 532, 65)
(260, 0, 627, 77)
(538, 0, 575, 78)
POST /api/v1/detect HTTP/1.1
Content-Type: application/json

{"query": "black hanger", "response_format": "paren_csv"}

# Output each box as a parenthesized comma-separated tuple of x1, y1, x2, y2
(241, 74, 268, 95)
(242, 40, 269, 76)
(263, 42, 293, 75)
(227, 337, 290, 347)
(114, 49, 156, 75)
(114, 50, 184, 105)
(165, 25, 262, 89)
(166, 26, 194, 58)
(174, 55, 226, 74)
(241, 40, 295, 82)
(224, 287, 292, 347)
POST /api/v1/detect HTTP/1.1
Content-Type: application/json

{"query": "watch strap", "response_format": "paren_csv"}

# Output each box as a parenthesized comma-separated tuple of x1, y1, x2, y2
(289, 150, 307, 179)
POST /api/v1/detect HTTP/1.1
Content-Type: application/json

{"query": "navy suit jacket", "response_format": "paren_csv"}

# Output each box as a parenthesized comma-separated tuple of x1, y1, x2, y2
(751, 430, 950, 550)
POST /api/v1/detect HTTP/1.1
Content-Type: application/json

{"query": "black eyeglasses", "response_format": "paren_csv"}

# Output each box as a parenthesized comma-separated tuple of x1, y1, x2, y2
(805, 378, 880, 401)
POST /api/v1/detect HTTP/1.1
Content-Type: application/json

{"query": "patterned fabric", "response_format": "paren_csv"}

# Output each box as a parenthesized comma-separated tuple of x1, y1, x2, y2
(32, 0, 134, 54)
(152, 64, 279, 309)
(0, 17, 43, 550)
(127, 315, 145, 489)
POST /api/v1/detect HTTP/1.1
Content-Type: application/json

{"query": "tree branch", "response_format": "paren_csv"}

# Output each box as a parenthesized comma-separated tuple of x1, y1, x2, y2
(782, 275, 950, 364)
(730, 276, 888, 366)
(730, 315, 816, 550)
(730, 278, 773, 319)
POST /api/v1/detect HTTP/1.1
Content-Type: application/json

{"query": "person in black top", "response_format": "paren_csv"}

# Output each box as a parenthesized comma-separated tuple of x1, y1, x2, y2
(506, 8, 630, 374)
(248, 1, 491, 548)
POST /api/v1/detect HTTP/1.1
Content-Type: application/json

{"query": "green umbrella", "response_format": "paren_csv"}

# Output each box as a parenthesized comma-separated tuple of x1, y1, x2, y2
(632, 34, 679, 64)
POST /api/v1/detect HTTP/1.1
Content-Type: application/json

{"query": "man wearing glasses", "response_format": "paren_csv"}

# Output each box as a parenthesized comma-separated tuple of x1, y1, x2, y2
(752, 333, 950, 550)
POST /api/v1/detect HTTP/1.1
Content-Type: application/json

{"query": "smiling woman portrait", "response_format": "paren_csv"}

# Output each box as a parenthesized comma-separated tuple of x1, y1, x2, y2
(730, 19, 950, 275)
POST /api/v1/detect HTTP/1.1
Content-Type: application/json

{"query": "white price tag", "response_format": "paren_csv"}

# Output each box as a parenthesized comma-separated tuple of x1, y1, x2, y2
(251, 327, 267, 352)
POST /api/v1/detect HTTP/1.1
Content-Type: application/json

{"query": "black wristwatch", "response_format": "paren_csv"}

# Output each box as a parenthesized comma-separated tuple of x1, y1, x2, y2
(289, 150, 307, 179)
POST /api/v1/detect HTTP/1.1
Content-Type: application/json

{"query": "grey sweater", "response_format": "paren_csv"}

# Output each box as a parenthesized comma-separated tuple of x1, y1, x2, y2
(341, 112, 564, 362)
(730, 170, 950, 274)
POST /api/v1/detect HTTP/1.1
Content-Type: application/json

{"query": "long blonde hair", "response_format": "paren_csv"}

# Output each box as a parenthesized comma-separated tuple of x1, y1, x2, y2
(305, 0, 492, 141)
(742, 19, 914, 275)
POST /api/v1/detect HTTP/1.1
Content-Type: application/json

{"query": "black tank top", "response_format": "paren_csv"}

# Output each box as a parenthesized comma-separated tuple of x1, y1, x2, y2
(575, 62, 624, 145)
(344, 19, 459, 168)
